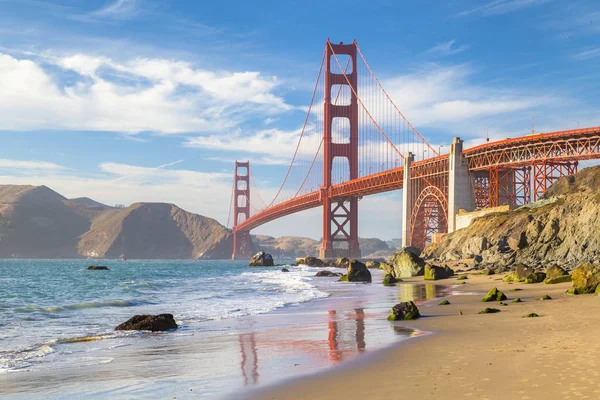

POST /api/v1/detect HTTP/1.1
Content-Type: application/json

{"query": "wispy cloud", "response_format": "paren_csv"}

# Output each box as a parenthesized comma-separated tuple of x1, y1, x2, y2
(455, 0, 551, 17)
(0, 159, 65, 171)
(90, 0, 138, 19)
(428, 40, 470, 55)
(573, 48, 600, 60)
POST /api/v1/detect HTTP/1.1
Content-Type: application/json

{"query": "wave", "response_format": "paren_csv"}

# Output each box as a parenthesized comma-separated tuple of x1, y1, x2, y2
(16, 299, 148, 314)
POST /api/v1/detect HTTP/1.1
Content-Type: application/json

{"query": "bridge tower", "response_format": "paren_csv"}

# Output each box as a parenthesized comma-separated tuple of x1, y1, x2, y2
(232, 161, 252, 260)
(319, 40, 361, 259)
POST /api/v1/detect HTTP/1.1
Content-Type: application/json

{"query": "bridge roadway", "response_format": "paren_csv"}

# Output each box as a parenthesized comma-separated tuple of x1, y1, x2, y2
(235, 126, 600, 234)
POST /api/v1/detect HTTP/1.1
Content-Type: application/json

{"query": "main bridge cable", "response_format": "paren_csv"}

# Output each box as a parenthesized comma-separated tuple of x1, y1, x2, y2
(327, 41, 404, 160)
(249, 172, 269, 208)
(250, 48, 327, 210)
(355, 41, 439, 156)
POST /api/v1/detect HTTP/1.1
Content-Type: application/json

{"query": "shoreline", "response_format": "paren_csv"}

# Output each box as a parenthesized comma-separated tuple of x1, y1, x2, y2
(249, 272, 600, 400)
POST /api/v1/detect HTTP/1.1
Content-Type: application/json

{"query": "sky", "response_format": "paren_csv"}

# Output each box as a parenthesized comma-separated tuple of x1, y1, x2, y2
(0, 0, 599, 240)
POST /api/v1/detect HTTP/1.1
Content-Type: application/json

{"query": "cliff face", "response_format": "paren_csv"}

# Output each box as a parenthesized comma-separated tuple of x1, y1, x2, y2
(0, 185, 232, 259)
(423, 166, 600, 270)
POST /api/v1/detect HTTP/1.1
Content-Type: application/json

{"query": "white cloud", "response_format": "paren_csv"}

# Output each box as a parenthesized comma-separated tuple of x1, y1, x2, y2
(428, 40, 470, 55)
(0, 51, 292, 134)
(0, 159, 65, 171)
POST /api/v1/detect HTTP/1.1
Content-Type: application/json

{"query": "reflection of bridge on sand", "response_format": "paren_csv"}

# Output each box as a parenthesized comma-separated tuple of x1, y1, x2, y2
(237, 283, 443, 387)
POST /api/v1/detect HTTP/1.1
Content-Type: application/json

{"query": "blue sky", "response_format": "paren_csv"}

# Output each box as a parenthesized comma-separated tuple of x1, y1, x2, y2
(0, 0, 599, 240)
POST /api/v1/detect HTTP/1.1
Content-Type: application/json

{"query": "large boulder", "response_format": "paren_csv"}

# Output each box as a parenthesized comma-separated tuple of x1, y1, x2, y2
(387, 301, 421, 321)
(347, 259, 372, 282)
(315, 270, 342, 277)
(365, 260, 381, 269)
(544, 266, 571, 284)
(389, 248, 425, 278)
(296, 256, 324, 268)
(503, 263, 546, 284)
(249, 251, 274, 267)
(567, 263, 600, 294)
(115, 314, 178, 332)
(424, 264, 454, 281)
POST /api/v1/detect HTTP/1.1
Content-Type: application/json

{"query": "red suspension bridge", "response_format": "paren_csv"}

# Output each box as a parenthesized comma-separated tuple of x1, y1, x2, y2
(229, 40, 600, 259)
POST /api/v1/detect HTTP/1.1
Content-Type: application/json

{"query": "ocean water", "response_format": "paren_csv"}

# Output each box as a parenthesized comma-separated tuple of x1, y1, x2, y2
(0, 259, 449, 399)
(0, 259, 328, 372)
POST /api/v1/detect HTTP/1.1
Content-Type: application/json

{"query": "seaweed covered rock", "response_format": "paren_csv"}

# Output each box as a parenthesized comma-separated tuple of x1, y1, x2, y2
(544, 266, 571, 284)
(315, 270, 342, 277)
(482, 287, 507, 302)
(365, 260, 381, 269)
(296, 256, 324, 268)
(479, 308, 501, 314)
(347, 259, 372, 282)
(482, 268, 495, 276)
(387, 301, 420, 321)
(566, 263, 600, 294)
(249, 251, 274, 267)
(116, 314, 178, 332)
(339, 274, 348, 282)
(389, 248, 425, 278)
(382, 273, 398, 285)
(424, 264, 454, 281)
(503, 263, 545, 284)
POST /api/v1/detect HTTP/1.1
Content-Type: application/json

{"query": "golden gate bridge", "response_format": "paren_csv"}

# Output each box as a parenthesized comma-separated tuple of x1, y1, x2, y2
(228, 39, 600, 259)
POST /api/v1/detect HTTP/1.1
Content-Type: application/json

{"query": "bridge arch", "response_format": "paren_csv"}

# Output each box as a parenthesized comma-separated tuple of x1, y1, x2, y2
(409, 186, 448, 250)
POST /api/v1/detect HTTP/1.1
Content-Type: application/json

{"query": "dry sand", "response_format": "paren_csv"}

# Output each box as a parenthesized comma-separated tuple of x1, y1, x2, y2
(250, 273, 600, 400)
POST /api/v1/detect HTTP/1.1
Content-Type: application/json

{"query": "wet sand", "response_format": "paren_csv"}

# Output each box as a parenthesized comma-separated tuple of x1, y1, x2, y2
(250, 273, 600, 400)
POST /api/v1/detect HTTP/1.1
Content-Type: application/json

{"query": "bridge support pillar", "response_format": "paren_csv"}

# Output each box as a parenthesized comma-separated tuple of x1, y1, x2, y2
(232, 161, 252, 260)
(401, 152, 415, 248)
(448, 137, 475, 233)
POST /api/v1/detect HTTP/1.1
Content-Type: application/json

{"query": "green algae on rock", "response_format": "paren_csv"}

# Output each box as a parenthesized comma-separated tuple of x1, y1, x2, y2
(523, 313, 540, 318)
(382, 273, 398, 286)
(439, 299, 451, 305)
(482, 287, 507, 302)
(387, 301, 421, 321)
(566, 263, 600, 294)
(479, 308, 501, 314)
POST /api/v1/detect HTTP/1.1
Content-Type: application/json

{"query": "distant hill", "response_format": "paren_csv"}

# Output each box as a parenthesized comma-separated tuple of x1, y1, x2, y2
(0, 185, 232, 259)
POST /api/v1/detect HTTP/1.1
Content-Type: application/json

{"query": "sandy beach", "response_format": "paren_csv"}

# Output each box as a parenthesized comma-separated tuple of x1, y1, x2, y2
(250, 273, 600, 400)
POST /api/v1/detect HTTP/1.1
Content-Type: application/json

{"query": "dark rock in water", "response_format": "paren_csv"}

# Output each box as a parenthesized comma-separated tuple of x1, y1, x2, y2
(88, 266, 109, 270)
(281, 268, 290, 272)
(116, 314, 177, 332)
(347, 259, 372, 282)
(315, 270, 341, 277)
(387, 301, 420, 321)
(249, 251, 274, 267)
(567, 263, 600, 294)
(482, 287, 507, 302)
(424, 264, 454, 280)
(296, 256, 324, 268)
(382, 273, 398, 285)
(389, 248, 425, 278)
(479, 308, 501, 314)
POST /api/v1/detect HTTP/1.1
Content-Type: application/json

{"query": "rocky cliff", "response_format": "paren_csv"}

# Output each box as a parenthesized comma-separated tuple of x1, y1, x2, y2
(423, 166, 600, 270)
(0, 185, 232, 259)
